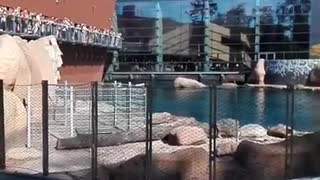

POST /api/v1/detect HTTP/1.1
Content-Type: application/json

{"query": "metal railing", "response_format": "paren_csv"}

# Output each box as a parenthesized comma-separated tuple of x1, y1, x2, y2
(0, 16, 122, 49)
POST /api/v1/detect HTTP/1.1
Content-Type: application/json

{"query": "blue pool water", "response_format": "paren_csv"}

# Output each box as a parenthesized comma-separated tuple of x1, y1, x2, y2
(152, 85, 320, 131)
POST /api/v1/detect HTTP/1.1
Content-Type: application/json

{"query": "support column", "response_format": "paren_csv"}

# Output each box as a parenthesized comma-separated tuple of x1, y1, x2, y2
(255, 0, 261, 61)
(155, 2, 163, 72)
(204, 0, 211, 72)
(111, 11, 120, 72)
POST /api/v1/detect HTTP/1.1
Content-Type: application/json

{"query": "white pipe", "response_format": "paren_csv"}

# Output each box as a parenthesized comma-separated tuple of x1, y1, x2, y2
(70, 86, 74, 137)
(27, 85, 32, 147)
(128, 82, 132, 131)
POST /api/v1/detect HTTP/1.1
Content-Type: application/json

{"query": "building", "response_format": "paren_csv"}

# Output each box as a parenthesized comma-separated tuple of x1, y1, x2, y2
(1, 0, 119, 84)
(115, 0, 315, 73)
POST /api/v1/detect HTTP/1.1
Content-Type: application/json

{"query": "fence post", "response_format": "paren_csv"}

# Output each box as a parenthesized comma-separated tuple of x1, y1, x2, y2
(145, 83, 153, 180)
(70, 86, 74, 137)
(91, 81, 98, 180)
(285, 84, 294, 179)
(0, 80, 5, 170)
(64, 81, 68, 127)
(208, 86, 217, 180)
(113, 81, 117, 127)
(128, 82, 132, 131)
(27, 85, 32, 147)
(42, 80, 49, 176)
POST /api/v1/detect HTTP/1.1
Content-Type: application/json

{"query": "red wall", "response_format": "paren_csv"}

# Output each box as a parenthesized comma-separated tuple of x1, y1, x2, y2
(57, 44, 107, 84)
(1, 0, 115, 29)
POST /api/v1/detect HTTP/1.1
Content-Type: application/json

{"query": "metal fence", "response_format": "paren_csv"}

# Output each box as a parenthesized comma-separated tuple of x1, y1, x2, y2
(0, 80, 319, 180)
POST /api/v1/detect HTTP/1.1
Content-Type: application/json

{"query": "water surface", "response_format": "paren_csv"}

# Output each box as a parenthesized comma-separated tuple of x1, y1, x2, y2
(152, 84, 320, 131)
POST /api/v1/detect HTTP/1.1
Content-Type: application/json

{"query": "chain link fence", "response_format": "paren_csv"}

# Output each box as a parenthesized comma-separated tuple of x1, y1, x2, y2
(0, 81, 320, 180)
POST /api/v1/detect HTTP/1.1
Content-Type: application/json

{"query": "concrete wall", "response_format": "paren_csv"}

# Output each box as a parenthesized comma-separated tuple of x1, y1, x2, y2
(1, 0, 115, 29)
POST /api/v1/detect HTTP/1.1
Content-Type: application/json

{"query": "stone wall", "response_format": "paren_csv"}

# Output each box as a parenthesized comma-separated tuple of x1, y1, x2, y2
(265, 59, 320, 85)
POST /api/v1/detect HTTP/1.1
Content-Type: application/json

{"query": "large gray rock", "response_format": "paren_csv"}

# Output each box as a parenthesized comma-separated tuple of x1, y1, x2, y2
(267, 124, 310, 138)
(152, 112, 177, 124)
(162, 126, 207, 146)
(174, 77, 206, 89)
(233, 131, 320, 179)
(217, 119, 240, 137)
(239, 124, 267, 138)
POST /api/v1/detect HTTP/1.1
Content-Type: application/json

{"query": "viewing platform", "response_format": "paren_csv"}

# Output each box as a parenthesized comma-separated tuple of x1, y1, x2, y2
(0, 21, 122, 49)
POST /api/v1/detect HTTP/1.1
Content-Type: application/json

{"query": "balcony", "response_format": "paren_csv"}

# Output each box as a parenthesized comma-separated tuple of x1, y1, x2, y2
(0, 19, 122, 49)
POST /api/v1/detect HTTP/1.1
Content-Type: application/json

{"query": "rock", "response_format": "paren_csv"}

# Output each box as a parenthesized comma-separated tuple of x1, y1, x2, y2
(162, 126, 207, 146)
(217, 119, 240, 137)
(219, 83, 238, 89)
(239, 124, 267, 138)
(267, 124, 310, 138)
(152, 112, 177, 124)
(4, 89, 28, 150)
(309, 67, 320, 86)
(216, 138, 239, 156)
(0, 35, 27, 88)
(105, 147, 237, 180)
(11, 36, 32, 103)
(254, 58, 266, 85)
(174, 77, 206, 89)
(7, 148, 41, 160)
(233, 132, 320, 179)
(267, 124, 291, 138)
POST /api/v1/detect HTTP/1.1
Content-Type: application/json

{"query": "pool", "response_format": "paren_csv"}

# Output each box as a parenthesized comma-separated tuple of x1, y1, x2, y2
(152, 85, 320, 131)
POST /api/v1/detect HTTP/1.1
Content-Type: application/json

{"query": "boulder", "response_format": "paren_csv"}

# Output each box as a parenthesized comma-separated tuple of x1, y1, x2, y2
(11, 36, 32, 103)
(216, 138, 239, 156)
(4, 89, 27, 150)
(267, 124, 309, 138)
(152, 112, 177, 125)
(0, 34, 25, 88)
(233, 132, 320, 179)
(105, 147, 237, 180)
(239, 124, 267, 138)
(254, 58, 266, 85)
(162, 126, 207, 146)
(174, 77, 206, 89)
(309, 67, 320, 86)
(217, 119, 240, 137)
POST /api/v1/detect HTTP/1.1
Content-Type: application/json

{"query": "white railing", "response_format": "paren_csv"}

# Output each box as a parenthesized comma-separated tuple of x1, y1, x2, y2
(26, 81, 147, 148)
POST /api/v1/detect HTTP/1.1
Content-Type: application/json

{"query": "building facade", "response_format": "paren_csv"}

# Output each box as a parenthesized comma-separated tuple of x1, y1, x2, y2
(115, 0, 317, 73)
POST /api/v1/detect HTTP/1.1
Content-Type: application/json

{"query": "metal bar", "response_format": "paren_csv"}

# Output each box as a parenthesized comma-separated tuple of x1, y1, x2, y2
(42, 80, 49, 176)
(128, 82, 132, 131)
(208, 87, 213, 180)
(114, 81, 117, 127)
(27, 85, 32, 147)
(0, 80, 5, 170)
(111, 72, 241, 75)
(70, 86, 74, 137)
(91, 81, 98, 180)
(289, 85, 295, 178)
(213, 86, 217, 180)
(64, 81, 68, 127)
(145, 83, 153, 180)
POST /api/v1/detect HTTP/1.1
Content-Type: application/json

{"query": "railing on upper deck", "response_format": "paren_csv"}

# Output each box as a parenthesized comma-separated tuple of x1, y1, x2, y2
(0, 17, 122, 49)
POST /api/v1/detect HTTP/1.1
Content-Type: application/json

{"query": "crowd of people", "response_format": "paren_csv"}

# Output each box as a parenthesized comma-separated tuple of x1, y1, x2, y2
(0, 5, 122, 48)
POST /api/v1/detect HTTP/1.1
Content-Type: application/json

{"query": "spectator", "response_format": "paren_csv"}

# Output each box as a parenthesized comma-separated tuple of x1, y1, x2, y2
(0, 5, 122, 48)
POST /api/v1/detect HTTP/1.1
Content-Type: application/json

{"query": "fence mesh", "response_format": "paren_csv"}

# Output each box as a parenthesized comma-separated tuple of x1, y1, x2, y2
(150, 87, 210, 179)
(5, 84, 42, 174)
(2, 82, 320, 180)
(96, 82, 147, 176)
